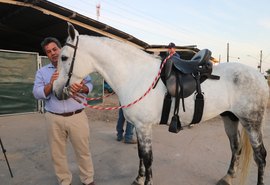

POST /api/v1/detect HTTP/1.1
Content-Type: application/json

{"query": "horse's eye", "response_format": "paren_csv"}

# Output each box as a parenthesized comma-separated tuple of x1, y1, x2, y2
(61, 55, 68, 61)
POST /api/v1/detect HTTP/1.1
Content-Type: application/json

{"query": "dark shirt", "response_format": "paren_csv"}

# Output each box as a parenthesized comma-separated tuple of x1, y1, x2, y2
(172, 52, 180, 59)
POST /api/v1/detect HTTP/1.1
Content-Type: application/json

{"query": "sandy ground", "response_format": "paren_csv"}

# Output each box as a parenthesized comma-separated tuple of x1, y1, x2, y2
(0, 94, 270, 185)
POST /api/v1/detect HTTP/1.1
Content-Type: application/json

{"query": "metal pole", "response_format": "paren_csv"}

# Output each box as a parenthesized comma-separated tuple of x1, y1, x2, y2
(259, 50, 262, 73)
(227, 43, 229, 62)
(0, 137, 14, 178)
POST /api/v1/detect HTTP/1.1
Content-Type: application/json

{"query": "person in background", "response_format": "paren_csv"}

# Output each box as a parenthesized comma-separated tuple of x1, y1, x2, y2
(104, 81, 113, 93)
(33, 37, 95, 185)
(116, 108, 137, 144)
(168, 42, 180, 58)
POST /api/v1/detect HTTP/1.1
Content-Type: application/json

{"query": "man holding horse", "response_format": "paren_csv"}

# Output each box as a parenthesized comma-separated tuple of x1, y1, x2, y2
(33, 37, 95, 185)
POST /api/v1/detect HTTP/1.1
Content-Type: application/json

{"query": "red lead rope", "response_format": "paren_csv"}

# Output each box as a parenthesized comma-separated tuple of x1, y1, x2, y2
(75, 92, 115, 101)
(72, 54, 173, 110)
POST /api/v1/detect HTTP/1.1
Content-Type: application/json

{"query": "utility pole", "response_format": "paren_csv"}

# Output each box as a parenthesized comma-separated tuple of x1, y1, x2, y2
(96, 3, 101, 21)
(259, 50, 262, 73)
(227, 43, 229, 62)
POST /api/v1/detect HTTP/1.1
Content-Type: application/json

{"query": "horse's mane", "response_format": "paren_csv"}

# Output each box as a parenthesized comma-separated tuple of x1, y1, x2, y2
(80, 35, 161, 62)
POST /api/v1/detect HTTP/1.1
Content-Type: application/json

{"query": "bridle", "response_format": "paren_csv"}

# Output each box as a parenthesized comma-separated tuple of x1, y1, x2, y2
(63, 36, 79, 95)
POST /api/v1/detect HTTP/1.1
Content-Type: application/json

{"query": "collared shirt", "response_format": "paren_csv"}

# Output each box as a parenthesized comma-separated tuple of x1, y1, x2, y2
(33, 63, 93, 113)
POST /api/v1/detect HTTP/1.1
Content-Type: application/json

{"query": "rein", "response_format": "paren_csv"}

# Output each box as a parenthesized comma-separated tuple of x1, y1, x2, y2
(73, 53, 173, 110)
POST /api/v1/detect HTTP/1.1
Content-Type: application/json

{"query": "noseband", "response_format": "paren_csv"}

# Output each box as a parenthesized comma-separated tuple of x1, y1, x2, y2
(63, 36, 79, 94)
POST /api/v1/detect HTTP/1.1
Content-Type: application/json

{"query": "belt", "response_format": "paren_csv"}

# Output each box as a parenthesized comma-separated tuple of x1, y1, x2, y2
(48, 109, 84, 117)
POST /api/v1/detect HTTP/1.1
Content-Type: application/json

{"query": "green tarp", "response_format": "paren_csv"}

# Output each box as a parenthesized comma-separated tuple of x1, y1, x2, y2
(0, 50, 37, 115)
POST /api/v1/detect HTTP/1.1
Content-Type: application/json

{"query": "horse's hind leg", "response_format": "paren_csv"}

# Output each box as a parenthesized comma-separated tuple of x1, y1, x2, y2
(253, 141, 266, 185)
(217, 112, 241, 185)
(132, 125, 153, 185)
(239, 116, 267, 185)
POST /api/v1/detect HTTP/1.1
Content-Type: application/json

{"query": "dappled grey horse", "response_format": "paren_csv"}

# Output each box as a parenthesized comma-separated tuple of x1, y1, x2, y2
(54, 23, 268, 185)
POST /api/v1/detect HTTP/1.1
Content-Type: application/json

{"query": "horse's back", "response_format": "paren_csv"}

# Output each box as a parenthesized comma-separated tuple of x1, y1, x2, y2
(213, 62, 268, 95)
(213, 62, 269, 116)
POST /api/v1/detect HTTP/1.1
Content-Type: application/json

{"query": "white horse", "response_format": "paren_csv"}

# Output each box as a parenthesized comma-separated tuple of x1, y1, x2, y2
(54, 23, 268, 185)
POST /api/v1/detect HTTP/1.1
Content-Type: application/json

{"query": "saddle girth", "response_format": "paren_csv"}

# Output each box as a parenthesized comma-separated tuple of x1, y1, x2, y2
(168, 72, 183, 133)
(190, 73, 204, 124)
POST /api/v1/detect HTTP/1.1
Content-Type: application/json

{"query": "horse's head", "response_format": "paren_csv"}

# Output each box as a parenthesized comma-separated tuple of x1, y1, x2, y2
(53, 23, 94, 100)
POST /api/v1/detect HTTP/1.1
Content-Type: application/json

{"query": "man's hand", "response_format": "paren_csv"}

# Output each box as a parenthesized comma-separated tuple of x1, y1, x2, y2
(70, 82, 89, 95)
(50, 70, 59, 85)
(44, 70, 59, 96)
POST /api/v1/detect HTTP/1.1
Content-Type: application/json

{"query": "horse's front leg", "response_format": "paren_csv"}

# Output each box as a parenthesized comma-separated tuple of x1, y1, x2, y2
(132, 125, 153, 185)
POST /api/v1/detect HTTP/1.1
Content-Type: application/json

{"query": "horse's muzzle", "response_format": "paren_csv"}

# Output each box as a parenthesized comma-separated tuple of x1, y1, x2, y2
(54, 91, 69, 100)
(54, 86, 70, 100)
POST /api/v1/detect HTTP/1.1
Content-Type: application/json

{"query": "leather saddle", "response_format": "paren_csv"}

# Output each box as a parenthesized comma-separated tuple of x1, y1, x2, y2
(160, 49, 220, 133)
(164, 49, 215, 98)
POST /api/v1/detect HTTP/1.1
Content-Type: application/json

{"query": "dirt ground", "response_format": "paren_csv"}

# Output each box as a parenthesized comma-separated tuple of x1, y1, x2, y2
(0, 94, 270, 185)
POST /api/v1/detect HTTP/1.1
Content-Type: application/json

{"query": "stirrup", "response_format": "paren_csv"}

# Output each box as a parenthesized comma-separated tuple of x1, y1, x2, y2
(168, 115, 183, 133)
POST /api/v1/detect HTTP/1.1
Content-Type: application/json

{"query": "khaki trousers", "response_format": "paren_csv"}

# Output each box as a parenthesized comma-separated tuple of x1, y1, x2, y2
(45, 111, 94, 185)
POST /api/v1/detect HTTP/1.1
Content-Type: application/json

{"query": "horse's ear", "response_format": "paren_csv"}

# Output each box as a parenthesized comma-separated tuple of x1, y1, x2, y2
(67, 22, 76, 41)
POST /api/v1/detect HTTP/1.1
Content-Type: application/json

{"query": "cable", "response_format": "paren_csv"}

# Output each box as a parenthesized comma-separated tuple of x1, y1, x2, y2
(50, 0, 230, 50)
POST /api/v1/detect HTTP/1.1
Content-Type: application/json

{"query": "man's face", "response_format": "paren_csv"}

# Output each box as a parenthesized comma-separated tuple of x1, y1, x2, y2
(44, 42, 61, 66)
(168, 47, 174, 54)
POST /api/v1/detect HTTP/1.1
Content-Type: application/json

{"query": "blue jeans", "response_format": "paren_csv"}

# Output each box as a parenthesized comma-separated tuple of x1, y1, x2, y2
(116, 108, 135, 141)
(104, 81, 113, 93)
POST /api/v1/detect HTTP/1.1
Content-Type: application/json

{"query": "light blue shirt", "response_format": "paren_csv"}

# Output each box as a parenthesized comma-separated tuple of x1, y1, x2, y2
(33, 63, 93, 113)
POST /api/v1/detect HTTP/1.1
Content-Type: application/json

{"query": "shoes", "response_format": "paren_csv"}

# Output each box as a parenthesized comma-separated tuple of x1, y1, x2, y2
(116, 135, 137, 144)
(82, 182, 95, 185)
(124, 139, 137, 144)
(116, 136, 123, 141)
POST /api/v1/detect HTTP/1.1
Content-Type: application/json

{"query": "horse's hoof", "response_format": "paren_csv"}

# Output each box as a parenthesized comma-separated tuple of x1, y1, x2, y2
(145, 180, 153, 185)
(216, 179, 231, 185)
(217, 174, 232, 185)
(131, 181, 141, 185)
(131, 176, 144, 185)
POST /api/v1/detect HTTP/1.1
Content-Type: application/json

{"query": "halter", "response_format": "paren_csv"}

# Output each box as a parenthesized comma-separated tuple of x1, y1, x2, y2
(63, 36, 79, 94)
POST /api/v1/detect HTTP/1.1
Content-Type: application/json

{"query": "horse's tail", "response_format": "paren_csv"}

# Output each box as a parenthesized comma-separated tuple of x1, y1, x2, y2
(238, 128, 252, 185)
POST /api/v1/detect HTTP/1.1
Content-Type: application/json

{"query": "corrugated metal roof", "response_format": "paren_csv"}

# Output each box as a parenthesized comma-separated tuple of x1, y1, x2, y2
(0, 0, 151, 54)
(0, 0, 200, 59)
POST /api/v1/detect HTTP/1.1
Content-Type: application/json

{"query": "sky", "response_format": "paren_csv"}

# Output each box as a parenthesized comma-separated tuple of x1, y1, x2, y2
(50, 0, 270, 73)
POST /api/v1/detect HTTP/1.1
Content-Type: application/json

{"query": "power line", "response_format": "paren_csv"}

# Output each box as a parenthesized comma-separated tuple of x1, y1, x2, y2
(71, 0, 194, 44)
(103, 0, 191, 34)
(50, 0, 234, 50)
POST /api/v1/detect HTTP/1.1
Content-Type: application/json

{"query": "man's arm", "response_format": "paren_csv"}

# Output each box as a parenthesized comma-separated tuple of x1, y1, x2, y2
(33, 70, 47, 100)
(44, 70, 59, 97)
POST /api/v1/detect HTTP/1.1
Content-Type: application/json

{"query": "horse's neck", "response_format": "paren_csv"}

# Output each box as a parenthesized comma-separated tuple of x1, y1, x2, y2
(84, 37, 161, 103)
